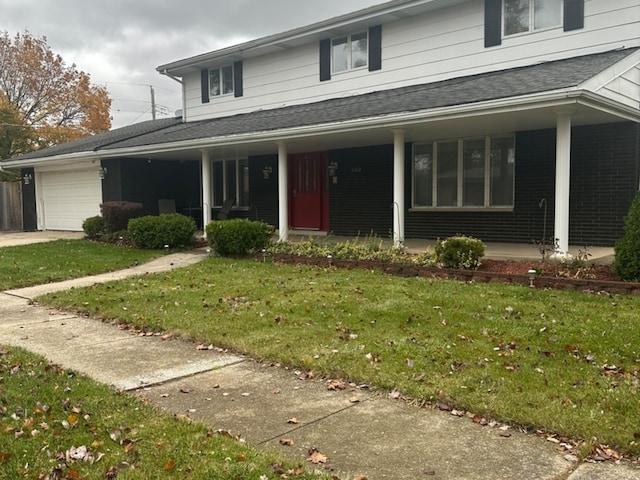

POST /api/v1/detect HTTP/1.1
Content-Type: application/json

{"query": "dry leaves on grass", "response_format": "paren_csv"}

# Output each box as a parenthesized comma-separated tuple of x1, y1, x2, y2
(307, 448, 327, 464)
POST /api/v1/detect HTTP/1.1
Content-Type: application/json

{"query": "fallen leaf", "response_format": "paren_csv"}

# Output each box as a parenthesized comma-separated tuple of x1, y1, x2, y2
(355, 475, 368, 480)
(287, 418, 300, 424)
(279, 438, 294, 446)
(327, 379, 346, 391)
(499, 431, 512, 438)
(164, 459, 176, 471)
(307, 448, 327, 464)
(349, 396, 360, 404)
(179, 387, 191, 394)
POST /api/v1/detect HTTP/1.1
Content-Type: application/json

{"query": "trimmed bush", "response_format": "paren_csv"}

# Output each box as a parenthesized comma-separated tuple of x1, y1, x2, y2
(128, 213, 196, 249)
(82, 215, 106, 239)
(614, 192, 640, 281)
(435, 235, 485, 270)
(101, 201, 143, 233)
(206, 219, 273, 256)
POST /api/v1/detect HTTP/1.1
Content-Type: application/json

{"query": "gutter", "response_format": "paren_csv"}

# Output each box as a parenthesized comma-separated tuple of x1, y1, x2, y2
(158, 69, 186, 122)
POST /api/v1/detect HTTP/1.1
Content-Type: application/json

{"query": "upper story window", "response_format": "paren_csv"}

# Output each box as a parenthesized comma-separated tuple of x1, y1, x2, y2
(504, 0, 562, 36)
(209, 65, 234, 97)
(320, 25, 382, 82)
(332, 32, 368, 73)
(200, 61, 243, 103)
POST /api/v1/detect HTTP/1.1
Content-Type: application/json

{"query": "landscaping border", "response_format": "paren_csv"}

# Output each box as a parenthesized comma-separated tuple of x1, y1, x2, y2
(270, 254, 640, 295)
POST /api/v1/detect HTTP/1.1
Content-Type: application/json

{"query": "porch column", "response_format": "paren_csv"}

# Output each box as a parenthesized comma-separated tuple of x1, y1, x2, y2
(554, 110, 572, 257)
(392, 129, 405, 247)
(201, 149, 212, 232)
(277, 141, 288, 242)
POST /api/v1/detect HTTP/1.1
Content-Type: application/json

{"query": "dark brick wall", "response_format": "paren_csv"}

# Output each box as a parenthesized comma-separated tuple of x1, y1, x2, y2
(20, 167, 37, 231)
(328, 145, 394, 237)
(404, 123, 639, 246)
(248, 154, 279, 226)
(104, 159, 200, 216)
(569, 123, 639, 246)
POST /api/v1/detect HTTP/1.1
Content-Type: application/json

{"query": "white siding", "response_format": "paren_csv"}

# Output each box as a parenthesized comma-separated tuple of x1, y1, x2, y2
(597, 65, 640, 108)
(183, 0, 640, 122)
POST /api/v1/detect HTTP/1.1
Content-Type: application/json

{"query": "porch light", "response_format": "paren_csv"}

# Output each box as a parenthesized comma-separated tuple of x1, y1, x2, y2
(22, 173, 33, 185)
(527, 269, 538, 288)
(327, 254, 333, 266)
(328, 161, 338, 176)
(98, 166, 108, 180)
(262, 166, 272, 180)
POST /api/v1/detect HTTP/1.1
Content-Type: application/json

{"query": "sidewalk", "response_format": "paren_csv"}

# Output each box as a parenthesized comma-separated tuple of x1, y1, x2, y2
(0, 250, 638, 479)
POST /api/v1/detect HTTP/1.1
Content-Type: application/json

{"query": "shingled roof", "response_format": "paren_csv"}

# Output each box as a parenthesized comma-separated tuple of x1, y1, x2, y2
(6, 47, 637, 162)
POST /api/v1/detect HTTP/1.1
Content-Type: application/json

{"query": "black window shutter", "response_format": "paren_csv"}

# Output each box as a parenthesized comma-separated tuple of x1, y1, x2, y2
(484, 0, 502, 47)
(233, 61, 243, 98)
(320, 38, 331, 81)
(368, 25, 382, 72)
(200, 69, 210, 104)
(564, 0, 584, 31)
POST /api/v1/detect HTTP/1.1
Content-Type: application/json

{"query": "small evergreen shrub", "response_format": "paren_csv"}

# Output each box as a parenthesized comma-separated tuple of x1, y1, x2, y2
(128, 214, 196, 249)
(206, 219, 273, 256)
(101, 201, 143, 233)
(435, 235, 485, 270)
(82, 215, 106, 239)
(614, 192, 640, 281)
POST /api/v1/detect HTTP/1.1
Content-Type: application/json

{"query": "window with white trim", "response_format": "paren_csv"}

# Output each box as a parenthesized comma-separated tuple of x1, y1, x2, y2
(209, 65, 234, 97)
(332, 32, 368, 73)
(504, 0, 562, 36)
(413, 135, 515, 209)
(213, 159, 249, 207)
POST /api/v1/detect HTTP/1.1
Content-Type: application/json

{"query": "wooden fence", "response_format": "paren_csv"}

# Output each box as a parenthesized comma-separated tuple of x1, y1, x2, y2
(0, 182, 23, 231)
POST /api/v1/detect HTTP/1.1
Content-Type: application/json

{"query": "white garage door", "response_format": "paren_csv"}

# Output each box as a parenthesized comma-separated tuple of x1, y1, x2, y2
(39, 170, 102, 231)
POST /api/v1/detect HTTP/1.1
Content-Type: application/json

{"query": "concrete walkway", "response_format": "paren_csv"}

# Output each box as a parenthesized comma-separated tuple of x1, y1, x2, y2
(0, 247, 636, 479)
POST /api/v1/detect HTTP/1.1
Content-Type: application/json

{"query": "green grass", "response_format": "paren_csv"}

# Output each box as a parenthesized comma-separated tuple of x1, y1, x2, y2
(0, 240, 163, 290)
(39, 258, 640, 456)
(0, 346, 330, 479)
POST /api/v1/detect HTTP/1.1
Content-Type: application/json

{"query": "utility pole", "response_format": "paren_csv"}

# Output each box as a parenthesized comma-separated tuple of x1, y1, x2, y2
(150, 85, 156, 120)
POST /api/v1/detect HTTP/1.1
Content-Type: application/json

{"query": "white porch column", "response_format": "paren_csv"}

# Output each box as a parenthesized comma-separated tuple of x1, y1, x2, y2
(554, 110, 572, 257)
(392, 129, 405, 247)
(201, 149, 212, 232)
(277, 141, 289, 242)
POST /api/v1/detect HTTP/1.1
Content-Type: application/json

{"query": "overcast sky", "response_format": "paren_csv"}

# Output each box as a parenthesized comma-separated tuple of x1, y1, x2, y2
(1, 0, 383, 129)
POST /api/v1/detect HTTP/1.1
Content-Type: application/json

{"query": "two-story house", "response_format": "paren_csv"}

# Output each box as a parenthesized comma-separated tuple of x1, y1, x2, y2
(2, 0, 639, 254)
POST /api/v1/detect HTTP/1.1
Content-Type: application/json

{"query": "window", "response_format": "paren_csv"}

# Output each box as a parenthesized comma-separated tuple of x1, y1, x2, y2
(332, 32, 368, 73)
(504, 0, 562, 35)
(412, 135, 515, 209)
(209, 65, 234, 97)
(213, 159, 249, 207)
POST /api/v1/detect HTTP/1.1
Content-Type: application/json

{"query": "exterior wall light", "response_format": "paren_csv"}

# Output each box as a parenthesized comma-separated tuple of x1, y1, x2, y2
(22, 173, 33, 185)
(99, 166, 108, 180)
(262, 166, 272, 180)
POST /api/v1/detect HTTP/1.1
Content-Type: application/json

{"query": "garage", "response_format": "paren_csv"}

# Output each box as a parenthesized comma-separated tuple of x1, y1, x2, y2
(38, 169, 102, 231)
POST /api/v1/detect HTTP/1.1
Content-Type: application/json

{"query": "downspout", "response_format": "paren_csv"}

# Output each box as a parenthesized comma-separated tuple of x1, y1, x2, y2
(159, 69, 186, 122)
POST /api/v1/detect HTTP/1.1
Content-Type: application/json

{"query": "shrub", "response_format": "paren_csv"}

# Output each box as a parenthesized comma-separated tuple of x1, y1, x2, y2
(128, 214, 196, 249)
(435, 235, 485, 270)
(206, 219, 273, 256)
(614, 192, 640, 281)
(101, 201, 143, 233)
(82, 215, 106, 239)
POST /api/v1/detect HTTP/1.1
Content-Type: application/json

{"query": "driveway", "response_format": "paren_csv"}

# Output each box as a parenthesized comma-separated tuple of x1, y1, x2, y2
(0, 231, 84, 248)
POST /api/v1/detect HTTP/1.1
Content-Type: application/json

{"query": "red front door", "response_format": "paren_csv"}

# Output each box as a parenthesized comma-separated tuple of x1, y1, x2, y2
(289, 152, 328, 230)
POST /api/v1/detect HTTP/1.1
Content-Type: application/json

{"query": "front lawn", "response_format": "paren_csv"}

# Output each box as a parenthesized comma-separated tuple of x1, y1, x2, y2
(0, 346, 330, 479)
(0, 240, 163, 290)
(39, 257, 640, 457)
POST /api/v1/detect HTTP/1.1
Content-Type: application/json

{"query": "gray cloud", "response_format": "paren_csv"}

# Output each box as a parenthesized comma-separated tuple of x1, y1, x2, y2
(1, 0, 382, 128)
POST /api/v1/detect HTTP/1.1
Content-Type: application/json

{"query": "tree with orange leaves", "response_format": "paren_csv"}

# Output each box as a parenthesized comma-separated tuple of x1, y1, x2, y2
(0, 30, 111, 156)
